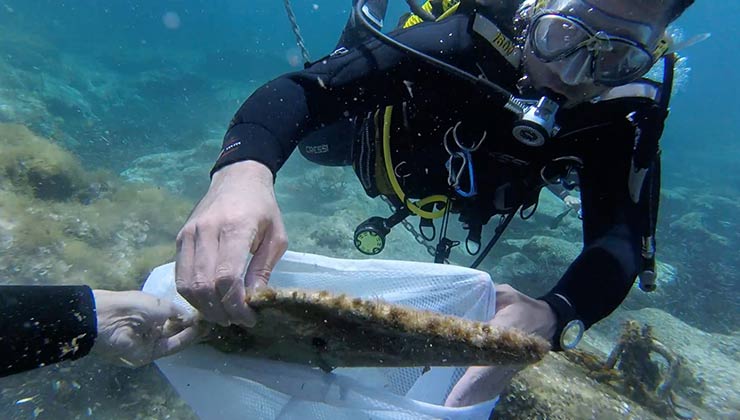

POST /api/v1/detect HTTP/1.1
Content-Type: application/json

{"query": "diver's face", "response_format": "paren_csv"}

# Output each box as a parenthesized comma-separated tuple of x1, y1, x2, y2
(522, 0, 665, 106)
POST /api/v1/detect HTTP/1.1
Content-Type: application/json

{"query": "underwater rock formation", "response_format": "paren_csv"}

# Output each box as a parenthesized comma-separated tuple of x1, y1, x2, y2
(495, 308, 737, 420)
(0, 357, 197, 420)
(0, 29, 245, 170)
(670, 212, 729, 247)
(278, 165, 351, 209)
(601, 320, 693, 418)
(120, 138, 221, 200)
(0, 123, 199, 418)
(0, 123, 192, 289)
(589, 308, 740, 418)
(489, 252, 538, 284)
(494, 352, 667, 420)
(655, 187, 740, 334)
(492, 234, 582, 297)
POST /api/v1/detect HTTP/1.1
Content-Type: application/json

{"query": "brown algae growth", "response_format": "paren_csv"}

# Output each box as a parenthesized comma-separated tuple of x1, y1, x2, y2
(209, 288, 550, 370)
(0, 123, 192, 289)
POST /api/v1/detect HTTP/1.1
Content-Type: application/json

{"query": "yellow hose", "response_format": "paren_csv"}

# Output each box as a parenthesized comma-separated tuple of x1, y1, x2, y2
(382, 106, 447, 219)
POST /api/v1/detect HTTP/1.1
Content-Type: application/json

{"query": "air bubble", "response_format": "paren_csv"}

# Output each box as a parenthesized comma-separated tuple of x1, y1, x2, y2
(162, 11, 181, 30)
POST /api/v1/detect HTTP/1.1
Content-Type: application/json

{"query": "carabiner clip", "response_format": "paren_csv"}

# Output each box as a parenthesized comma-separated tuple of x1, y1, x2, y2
(454, 149, 477, 198)
(445, 151, 466, 187)
(444, 122, 483, 198)
(453, 121, 486, 152)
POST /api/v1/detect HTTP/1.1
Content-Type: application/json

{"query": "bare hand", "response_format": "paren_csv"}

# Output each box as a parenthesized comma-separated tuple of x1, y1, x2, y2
(563, 195, 581, 212)
(445, 284, 556, 407)
(175, 160, 288, 327)
(91, 290, 202, 367)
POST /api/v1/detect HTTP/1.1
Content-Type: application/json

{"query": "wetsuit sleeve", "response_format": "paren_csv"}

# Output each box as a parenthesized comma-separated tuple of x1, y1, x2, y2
(212, 14, 479, 177)
(0, 285, 97, 377)
(539, 107, 653, 348)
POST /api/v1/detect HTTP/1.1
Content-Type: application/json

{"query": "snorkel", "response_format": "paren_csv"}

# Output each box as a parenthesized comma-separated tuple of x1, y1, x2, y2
(355, 0, 562, 146)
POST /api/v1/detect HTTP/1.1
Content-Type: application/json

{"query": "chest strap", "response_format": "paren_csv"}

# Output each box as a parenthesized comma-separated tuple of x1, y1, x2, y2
(472, 13, 521, 68)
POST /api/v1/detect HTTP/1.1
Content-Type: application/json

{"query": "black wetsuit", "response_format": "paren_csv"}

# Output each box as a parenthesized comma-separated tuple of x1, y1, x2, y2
(0, 285, 97, 377)
(212, 7, 661, 345)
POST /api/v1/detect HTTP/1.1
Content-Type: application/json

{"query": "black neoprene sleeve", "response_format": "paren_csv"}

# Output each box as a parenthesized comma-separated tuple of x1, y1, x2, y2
(0, 285, 97, 377)
(211, 14, 477, 177)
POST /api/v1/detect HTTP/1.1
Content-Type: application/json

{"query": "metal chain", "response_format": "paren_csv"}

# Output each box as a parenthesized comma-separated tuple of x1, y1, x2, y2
(283, 0, 311, 64)
(379, 195, 449, 263)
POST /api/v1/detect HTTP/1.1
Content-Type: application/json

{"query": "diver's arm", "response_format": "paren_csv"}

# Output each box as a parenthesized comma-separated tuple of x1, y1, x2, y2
(539, 136, 646, 348)
(0, 286, 199, 378)
(538, 220, 641, 337)
(0, 285, 97, 377)
(211, 13, 478, 177)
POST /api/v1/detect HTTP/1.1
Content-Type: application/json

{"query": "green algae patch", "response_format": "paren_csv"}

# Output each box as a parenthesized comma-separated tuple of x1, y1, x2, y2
(0, 123, 90, 200)
(0, 123, 190, 290)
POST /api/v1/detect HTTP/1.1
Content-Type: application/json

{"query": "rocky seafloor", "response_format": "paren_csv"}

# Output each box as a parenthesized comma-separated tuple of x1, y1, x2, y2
(1, 126, 738, 419)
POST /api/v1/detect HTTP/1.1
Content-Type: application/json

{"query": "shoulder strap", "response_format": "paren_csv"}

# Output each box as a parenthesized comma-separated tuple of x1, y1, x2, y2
(471, 13, 521, 67)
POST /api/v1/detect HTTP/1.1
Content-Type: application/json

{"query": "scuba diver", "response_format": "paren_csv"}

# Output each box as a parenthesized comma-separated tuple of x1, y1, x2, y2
(175, 0, 697, 407)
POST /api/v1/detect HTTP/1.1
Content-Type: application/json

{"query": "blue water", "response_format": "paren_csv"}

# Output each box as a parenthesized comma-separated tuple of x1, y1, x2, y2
(660, 1, 739, 191)
(1, 1, 734, 182)
(0, 1, 736, 419)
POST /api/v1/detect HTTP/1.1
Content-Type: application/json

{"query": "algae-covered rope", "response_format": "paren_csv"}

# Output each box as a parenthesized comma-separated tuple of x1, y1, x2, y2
(283, 0, 311, 64)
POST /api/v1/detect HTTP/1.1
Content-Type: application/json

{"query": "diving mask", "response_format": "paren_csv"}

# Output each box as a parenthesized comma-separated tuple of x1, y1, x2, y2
(530, 0, 662, 86)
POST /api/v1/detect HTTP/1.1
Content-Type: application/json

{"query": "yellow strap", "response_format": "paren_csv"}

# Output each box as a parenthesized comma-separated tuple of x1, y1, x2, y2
(652, 36, 671, 60)
(402, 2, 433, 28)
(402, 0, 460, 28)
(435, 2, 459, 21)
(382, 106, 447, 219)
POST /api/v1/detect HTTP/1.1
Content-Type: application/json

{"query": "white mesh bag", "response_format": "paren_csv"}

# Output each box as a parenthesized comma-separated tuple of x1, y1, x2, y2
(143, 251, 499, 419)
